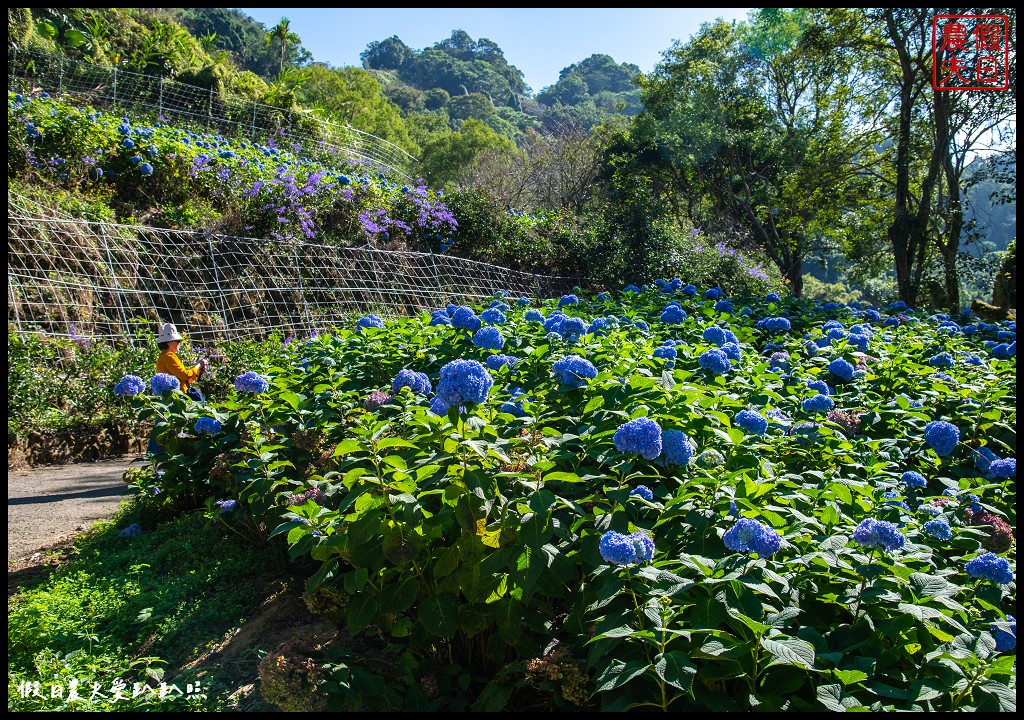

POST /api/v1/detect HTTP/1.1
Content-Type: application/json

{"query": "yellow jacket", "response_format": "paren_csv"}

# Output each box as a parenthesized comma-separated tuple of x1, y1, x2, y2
(156, 351, 202, 393)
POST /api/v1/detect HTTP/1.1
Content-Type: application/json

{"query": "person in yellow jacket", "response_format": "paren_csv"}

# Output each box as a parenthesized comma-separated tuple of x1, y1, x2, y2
(148, 323, 209, 458)
(155, 322, 207, 399)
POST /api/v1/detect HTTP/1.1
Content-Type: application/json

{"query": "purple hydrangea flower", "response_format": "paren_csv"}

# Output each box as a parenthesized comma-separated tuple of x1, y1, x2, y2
(215, 498, 238, 514)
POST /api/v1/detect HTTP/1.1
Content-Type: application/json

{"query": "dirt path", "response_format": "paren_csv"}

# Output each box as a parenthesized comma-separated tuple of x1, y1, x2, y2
(7, 455, 143, 566)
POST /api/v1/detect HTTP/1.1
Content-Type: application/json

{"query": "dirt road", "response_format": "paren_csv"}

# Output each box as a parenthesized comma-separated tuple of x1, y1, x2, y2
(7, 455, 142, 565)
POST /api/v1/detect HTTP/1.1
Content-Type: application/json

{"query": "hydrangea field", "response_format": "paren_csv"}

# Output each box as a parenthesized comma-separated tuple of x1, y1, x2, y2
(115, 285, 1016, 711)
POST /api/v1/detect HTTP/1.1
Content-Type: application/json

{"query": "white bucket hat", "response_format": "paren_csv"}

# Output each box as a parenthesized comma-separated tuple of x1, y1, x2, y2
(156, 322, 183, 343)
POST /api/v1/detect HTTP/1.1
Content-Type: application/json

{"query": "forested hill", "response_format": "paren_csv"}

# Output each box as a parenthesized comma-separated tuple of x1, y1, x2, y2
(174, 8, 643, 138)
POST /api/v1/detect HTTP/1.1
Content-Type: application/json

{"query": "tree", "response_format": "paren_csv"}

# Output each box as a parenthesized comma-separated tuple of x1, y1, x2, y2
(633, 11, 871, 296)
(417, 118, 516, 189)
(266, 17, 301, 80)
(361, 35, 412, 70)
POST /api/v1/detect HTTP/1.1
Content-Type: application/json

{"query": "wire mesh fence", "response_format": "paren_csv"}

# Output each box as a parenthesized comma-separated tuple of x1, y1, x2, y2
(7, 47, 417, 179)
(8, 199, 578, 345)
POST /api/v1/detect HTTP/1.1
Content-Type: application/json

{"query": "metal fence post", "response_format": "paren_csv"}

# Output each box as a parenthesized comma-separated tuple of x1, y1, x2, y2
(291, 241, 310, 335)
(158, 76, 163, 116)
(58, 54, 64, 95)
(112, 66, 117, 105)
(100, 229, 131, 337)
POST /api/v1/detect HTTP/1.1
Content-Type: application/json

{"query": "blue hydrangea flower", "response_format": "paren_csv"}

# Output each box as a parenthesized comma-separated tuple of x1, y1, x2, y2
(588, 317, 613, 336)
(993, 616, 1016, 652)
(989, 458, 1016, 478)
(661, 304, 686, 323)
(764, 317, 791, 334)
(681, 284, 697, 296)
(765, 293, 781, 303)
(543, 313, 566, 334)
(928, 352, 954, 367)
(704, 287, 723, 301)
(194, 416, 221, 434)
(634, 319, 650, 332)
(114, 374, 146, 397)
(828, 358, 855, 382)
(118, 523, 143, 538)
(768, 352, 790, 371)
(517, 297, 531, 306)
(599, 530, 637, 565)
(595, 292, 611, 302)
(702, 326, 727, 346)
(429, 311, 451, 326)
(802, 394, 835, 414)
(924, 420, 959, 457)
(965, 552, 1014, 584)
(653, 344, 677, 362)
(806, 379, 832, 396)
(888, 300, 909, 313)
(848, 333, 870, 351)
(486, 354, 518, 371)
(215, 498, 238, 514)
(720, 342, 742, 362)
(356, 313, 384, 329)
(451, 306, 482, 332)
(714, 299, 734, 314)
(391, 369, 432, 395)
(736, 409, 768, 436)
(480, 307, 506, 325)
(900, 471, 927, 488)
(234, 371, 269, 394)
(630, 531, 655, 562)
(922, 519, 952, 540)
(558, 294, 579, 308)
(559, 316, 588, 341)
(629, 485, 654, 501)
(436, 359, 492, 408)
(150, 372, 180, 395)
(525, 308, 545, 323)
(429, 396, 451, 416)
(552, 355, 597, 387)
(613, 417, 663, 460)
(473, 327, 505, 351)
(882, 490, 912, 513)
(723, 518, 783, 558)
(698, 348, 731, 376)
(852, 518, 906, 552)
(623, 284, 641, 293)
(660, 430, 695, 466)
(500, 388, 528, 417)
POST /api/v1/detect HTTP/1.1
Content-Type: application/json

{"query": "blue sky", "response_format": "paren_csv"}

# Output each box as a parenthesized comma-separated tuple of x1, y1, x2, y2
(237, 8, 755, 94)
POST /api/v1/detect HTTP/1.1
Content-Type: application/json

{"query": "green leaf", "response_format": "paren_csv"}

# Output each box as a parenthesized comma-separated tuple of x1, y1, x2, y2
(347, 592, 378, 636)
(419, 594, 459, 638)
(333, 439, 363, 457)
(833, 669, 868, 685)
(593, 660, 649, 692)
(470, 679, 514, 712)
(379, 575, 419, 614)
(583, 395, 605, 413)
(306, 557, 338, 594)
(761, 635, 815, 669)
(543, 471, 582, 483)
(654, 651, 697, 692)
(279, 390, 302, 410)
(377, 437, 417, 449)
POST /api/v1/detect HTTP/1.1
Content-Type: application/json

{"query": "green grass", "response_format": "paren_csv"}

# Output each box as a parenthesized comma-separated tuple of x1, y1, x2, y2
(8, 499, 289, 711)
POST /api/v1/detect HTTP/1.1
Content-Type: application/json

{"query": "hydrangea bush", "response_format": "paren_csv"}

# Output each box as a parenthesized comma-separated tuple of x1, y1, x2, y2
(111, 284, 1015, 712)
